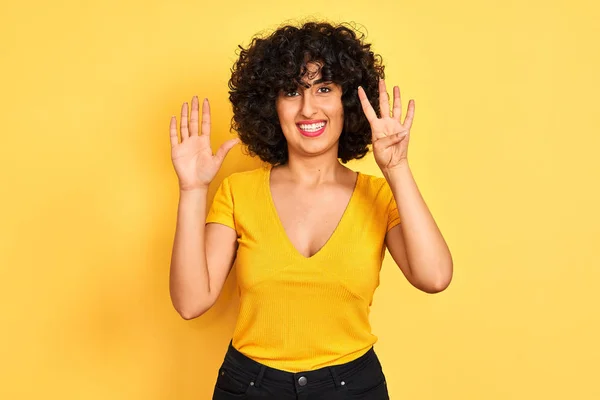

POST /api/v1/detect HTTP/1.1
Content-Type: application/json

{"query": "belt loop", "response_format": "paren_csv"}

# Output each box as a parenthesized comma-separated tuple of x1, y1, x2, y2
(254, 364, 266, 388)
(328, 366, 344, 388)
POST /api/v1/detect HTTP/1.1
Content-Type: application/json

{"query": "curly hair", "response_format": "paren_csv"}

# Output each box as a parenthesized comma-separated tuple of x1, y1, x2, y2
(228, 21, 385, 165)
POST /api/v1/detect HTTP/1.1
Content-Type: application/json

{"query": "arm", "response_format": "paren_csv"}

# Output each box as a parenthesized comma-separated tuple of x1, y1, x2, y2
(383, 162, 453, 293)
(168, 95, 240, 320)
(357, 80, 452, 293)
(169, 188, 238, 319)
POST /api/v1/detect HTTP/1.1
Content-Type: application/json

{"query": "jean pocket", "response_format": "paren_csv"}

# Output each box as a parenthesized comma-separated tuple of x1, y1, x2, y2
(347, 379, 388, 399)
(343, 365, 389, 399)
(213, 386, 247, 399)
(214, 366, 252, 397)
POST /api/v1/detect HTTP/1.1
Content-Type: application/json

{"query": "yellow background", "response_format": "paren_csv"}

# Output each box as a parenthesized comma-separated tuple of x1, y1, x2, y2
(1, 0, 599, 398)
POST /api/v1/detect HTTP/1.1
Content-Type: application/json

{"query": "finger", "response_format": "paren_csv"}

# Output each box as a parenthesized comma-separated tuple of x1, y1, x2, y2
(403, 99, 415, 129)
(378, 79, 390, 118)
(189, 96, 199, 136)
(180, 102, 189, 139)
(169, 116, 179, 148)
(357, 86, 378, 123)
(373, 132, 406, 149)
(215, 138, 240, 162)
(201, 98, 211, 136)
(392, 86, 402, 121)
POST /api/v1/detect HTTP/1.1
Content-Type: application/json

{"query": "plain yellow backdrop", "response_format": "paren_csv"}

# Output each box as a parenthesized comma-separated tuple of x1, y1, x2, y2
(1, 0, 599, 398)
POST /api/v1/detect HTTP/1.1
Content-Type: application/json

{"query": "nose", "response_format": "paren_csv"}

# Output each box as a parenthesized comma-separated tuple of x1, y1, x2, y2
(300, 92, 317, 118)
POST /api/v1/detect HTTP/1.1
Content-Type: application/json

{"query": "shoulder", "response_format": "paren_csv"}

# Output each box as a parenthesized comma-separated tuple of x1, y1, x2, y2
(221, 165, 269, 193)
(355, 171, 395, 213)
(358, 171, 392, 197)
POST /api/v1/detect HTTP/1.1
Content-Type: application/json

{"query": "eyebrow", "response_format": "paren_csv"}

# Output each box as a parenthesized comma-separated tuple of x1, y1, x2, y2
(298, 78, 332, 88)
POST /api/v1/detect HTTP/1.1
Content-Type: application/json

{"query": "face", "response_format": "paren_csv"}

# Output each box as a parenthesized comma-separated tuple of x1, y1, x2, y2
(275, 62, 344, 158)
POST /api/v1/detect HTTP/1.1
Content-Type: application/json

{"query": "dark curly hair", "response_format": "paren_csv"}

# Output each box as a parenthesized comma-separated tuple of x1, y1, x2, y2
(228, 21, 385, 165)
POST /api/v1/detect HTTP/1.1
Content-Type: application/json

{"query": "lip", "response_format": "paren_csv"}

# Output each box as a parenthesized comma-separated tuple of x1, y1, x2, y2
(296, 120, 327, 138)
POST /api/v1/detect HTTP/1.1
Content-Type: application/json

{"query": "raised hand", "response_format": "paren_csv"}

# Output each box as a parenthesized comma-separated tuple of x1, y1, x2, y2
(358, 79, 415, 172)
(169, 96, 239, 191)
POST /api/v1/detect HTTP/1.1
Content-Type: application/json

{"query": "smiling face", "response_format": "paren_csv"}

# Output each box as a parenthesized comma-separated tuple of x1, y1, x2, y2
(275, 62, 344, 159)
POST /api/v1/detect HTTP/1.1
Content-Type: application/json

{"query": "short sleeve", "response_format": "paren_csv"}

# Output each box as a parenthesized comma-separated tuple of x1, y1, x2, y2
(206, 176, 235, 230)
(387, 196, 401, 232)
(383, 182, 401, 233)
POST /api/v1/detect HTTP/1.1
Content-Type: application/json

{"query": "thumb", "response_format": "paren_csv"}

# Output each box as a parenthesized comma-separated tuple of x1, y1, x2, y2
(373, 133, 406, 151)
(215, 138, 240, 161)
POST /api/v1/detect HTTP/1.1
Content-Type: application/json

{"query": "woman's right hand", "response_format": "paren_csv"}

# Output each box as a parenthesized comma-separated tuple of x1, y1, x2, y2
(170, 96, 240, 191)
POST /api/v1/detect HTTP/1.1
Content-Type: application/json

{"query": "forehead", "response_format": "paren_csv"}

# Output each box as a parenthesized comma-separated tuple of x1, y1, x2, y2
(300, 61, 323, 84)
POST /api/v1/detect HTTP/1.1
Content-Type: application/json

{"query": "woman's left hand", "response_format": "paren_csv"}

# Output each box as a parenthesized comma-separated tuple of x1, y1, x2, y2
(358, 79, 415, 172)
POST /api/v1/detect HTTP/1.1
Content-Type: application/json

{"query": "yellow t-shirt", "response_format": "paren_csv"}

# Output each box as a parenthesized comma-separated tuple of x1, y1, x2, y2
(206, 164, 400, 372)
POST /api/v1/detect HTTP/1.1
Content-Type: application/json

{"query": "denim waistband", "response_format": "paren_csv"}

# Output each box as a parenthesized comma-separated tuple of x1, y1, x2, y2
(222, 340, 380, 387)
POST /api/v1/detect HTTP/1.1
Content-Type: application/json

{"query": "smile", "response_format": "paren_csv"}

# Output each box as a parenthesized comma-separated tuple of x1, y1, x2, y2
(296, 121, 327, 137)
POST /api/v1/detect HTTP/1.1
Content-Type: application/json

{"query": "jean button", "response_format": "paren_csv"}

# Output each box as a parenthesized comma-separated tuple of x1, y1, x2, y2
(298, 376, 307, 386)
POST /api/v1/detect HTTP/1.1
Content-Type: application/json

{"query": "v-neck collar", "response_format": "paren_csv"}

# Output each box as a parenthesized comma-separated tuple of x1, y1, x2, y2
(264, 164, 361, 261)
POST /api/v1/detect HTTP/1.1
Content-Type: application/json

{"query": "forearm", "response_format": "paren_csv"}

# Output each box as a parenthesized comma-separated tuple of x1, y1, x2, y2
(169, 188, 212, 318)
(383, 161, 453, 290)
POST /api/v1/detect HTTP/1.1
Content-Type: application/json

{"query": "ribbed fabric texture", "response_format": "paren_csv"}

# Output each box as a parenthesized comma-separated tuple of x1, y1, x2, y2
(205, 165, 400, 372)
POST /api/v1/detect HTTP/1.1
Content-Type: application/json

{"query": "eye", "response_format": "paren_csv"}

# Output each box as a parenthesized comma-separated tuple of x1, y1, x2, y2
(317, 86, 332, 93)
(284, 90, 299, 97)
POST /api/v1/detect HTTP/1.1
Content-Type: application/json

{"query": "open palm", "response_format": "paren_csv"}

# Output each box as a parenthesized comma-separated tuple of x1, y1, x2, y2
(358, 79, 415, 172)
(169, 97, 239, 191)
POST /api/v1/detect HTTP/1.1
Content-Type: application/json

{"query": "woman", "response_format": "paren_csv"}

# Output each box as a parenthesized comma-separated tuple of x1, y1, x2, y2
(169, 21, 453, 399)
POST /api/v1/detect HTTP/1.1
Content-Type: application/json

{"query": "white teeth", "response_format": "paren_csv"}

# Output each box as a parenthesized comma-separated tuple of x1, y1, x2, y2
(298, 122, 325, 132)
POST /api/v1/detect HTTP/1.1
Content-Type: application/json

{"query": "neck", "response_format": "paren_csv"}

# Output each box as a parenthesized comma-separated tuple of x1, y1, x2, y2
(276, 152, 349, 185)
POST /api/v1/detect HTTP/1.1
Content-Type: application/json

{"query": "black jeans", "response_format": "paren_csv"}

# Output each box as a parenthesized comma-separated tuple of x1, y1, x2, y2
(212, 340, 389, 399)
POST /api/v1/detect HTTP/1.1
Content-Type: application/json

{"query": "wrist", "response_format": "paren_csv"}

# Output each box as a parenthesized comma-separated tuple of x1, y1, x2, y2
(382, 159, 410, 178)
(179, 186, 209, 196)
